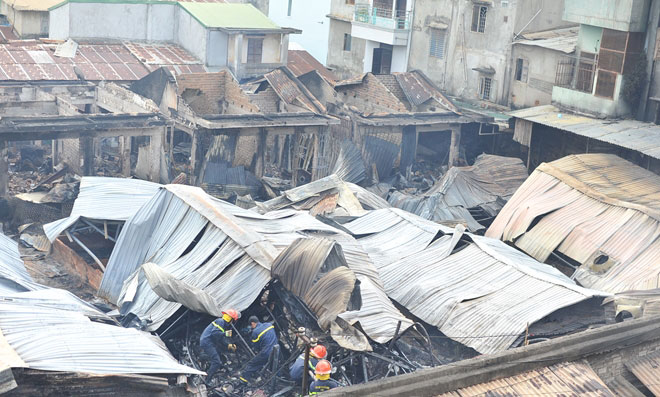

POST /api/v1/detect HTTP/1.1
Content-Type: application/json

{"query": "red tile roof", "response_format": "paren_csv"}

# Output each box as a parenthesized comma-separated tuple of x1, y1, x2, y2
(0, 26, 19, 43)
(0, 41, 206, 81)
(287, 49, 336, 83)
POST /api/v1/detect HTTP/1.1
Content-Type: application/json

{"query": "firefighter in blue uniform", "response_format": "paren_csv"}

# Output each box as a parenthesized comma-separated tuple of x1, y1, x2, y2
(239, 315, 279, 384)
(289, 344, 327, 383)
(309, 360, 341, 394)
(199, 309, 239, 383)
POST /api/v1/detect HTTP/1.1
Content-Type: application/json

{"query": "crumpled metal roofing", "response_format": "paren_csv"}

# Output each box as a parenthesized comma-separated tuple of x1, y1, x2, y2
(0, 232, 200, 376)
(487, 153, 660, 293)
(626, 350, 660, 396)
(437, 361, 614, 397)
(344, 209, 606, 354)
(96, 182, 410, 344)
(0, 232, 43, 294)
(514, 27, 579, 54)
(510, 105, 660, 160)
(44, 177, 162, 242)
(332, 140, 367, 184)
(387, 154, 528, 232)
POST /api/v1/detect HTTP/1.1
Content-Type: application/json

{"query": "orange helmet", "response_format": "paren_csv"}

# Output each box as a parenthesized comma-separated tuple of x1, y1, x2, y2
(223, 309, 239, 322)
(311, 345, 327, 359)
(315, 360, 332, 375)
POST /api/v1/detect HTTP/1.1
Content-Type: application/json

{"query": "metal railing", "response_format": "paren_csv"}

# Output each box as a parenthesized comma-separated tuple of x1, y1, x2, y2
(354, 4, 410, 30)
(555, 53, 598, 94)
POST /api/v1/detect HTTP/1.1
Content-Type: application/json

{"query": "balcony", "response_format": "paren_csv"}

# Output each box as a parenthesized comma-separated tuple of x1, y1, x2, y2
(351, 4, 410, 46)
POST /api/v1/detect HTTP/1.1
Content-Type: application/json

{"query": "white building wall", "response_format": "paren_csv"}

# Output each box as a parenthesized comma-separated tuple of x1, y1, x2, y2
(174, 6, 209, 64)
(363, 40, 379, 73)
(48, 4, 70, 39)
(391, 45, 407, 72)
(268, 0, 331, 64)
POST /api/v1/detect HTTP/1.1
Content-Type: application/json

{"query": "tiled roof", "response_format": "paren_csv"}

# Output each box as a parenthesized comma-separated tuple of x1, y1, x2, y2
(287, 49, 336, 82)
(0, 41, 205, 81)
(0, 27, 19, 43)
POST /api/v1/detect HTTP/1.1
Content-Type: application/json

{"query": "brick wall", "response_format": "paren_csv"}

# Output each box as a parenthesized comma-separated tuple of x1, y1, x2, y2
(177, 72, 259, 115)
(376, 75, 410, 110)
(337, 74, 407, 114)
(59, 138, 81, 174)
(249, 87, 282, 113)
(587, 336, 660, 384)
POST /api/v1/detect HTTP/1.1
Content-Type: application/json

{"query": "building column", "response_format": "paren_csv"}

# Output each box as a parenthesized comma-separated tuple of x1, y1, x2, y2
(80, 136, 95, 176)
(255, 128, 267, 178)
(448, 125, 461, 167)
(0, 141, 7, 198)
(149, 127, 165, 183)
(234, 34, 243, 78)
(280, 33, 289, 64)
(191, 132, 199, 183)
(120, 135, 132, 177)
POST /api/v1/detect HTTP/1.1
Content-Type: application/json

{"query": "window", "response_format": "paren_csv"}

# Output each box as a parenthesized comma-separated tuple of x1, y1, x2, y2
(576, 52, 597, 93)
(501, 0, 509, 7)
(287, 0, 292, 16)
(343, 33, 352, 51)
(346, 0, 355, 4)
(479, 76, 492, 100)
(471, 5, 487, 33)
(514, 58, 528, 82)
(247, 38, 263, 64)
(429, 28, 446, 58)
(595, 70, 616, 99)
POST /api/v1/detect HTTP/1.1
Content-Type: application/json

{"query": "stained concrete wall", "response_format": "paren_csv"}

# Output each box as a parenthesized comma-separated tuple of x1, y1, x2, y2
(49, 2, 176, 41)
(552, 83, 632, 118)
(564, 0, 651, 32)
(269, 0, 331, 64)
(510, 45, 561, 108)
(327, 18, 366, 79)
(6, 9, 49, 38)
(175, 6, 209, 66)
(578, 24, 603, 53)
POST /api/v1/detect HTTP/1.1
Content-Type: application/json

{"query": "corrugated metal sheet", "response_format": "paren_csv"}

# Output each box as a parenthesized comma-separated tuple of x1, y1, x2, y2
(43, 177, 162, 242)
(0, 41, 204, 81)
(509, 105, 660, 160)
(626, 351, 660, 396)
(0, 231, 200, 376)
(487, 153, 660, 293)
(287, 49, 337, 83)
(376, 230, 605, 354)
(264, 67, 326, 113)
(332, 140, 367, 184)
(514, 27, 579, 54)
(437, 361, 614, 396)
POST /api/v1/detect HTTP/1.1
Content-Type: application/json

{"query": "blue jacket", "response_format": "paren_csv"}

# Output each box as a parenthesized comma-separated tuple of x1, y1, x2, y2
(250, 322, 278, 354)
(201, 317, 231, 342)
(309, 378, 341, 394)
(289, 353, 319, 381)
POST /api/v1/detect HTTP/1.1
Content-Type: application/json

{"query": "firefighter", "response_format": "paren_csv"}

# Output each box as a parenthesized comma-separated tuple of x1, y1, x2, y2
(289, 344, 327, 383)
(199, 309, 239, 383)
(239, 316, 279, 384)
(309, 360, 341, 394)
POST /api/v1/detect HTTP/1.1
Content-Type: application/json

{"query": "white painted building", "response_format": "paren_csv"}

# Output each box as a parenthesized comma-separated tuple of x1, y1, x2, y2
(268, 0, 331, 64)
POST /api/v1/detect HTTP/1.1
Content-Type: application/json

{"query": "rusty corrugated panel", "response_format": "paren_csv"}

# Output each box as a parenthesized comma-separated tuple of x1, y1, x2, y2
(626, 351, 660, 396)
(394, 72, 433, 106)
(264, 67, 326, 113)
(0, 41, 204, 81)
(287, 49, 337, 82)
(439, 362, 614, 396)
(487, 153, 660, 294)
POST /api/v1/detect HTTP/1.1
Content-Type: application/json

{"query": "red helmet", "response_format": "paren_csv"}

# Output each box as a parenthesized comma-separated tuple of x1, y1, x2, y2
(311, 345, 327, 359)
(223, 309, 239, 322)
(315, 360, 332, 375)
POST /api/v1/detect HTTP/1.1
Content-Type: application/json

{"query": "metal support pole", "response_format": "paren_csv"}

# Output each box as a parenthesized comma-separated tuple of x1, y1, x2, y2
(230, 322, 255, 357)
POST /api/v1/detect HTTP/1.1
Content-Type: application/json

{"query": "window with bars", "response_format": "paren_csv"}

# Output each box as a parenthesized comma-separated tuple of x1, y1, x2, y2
(576, 52, 596, 93)
(429, 28, 446, 58)
(247, 38, 263, 64)
(479, 76, 492, 100)
(343, 33, 352, 51)
(471, 5, 487, 33)
(595, 70, 616, 99)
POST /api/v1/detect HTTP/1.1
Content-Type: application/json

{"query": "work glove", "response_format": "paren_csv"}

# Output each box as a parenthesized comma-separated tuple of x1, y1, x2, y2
(227, 344, 237, 352)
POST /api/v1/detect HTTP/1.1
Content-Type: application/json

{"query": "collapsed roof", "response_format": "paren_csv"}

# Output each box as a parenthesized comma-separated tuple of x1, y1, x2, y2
(0, 232, 199, 379)
(487, 153, 660, 293)
(48, 175, 610, 355)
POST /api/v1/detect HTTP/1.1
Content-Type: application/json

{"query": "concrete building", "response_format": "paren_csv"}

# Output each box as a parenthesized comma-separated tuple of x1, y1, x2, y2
(327, 0, 571, 106)
(509, 27, 578, 109)
(268, 0, 331, 64)
(549, 0, 653, 118)
(48, 1, 299, 79)
(0, 0, 60, 38)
